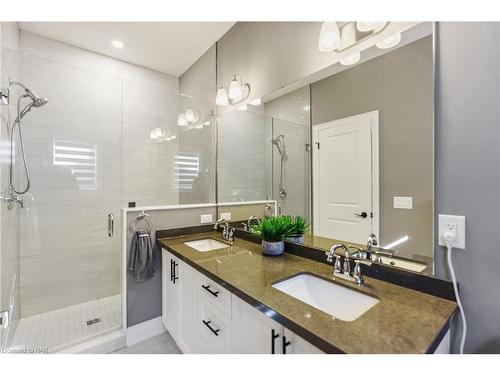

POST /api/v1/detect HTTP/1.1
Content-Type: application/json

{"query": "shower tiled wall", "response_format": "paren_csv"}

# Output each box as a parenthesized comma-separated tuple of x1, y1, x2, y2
(15, 31, 180, 317)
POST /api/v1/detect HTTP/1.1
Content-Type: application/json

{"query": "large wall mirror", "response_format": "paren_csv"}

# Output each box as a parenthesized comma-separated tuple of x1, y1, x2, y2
(216, 22, 435, 274)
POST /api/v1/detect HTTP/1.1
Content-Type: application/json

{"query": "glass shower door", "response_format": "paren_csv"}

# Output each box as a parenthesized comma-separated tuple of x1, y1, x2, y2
(5, 50, 123, 352)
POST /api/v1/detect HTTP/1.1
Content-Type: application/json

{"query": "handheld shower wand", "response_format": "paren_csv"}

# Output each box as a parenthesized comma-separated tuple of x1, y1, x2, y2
(271, 134, 287, 198)
(1, 79, 48, 208)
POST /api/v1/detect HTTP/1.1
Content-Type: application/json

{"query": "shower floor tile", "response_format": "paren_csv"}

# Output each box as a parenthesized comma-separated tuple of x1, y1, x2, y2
(10, 294, 121, 353)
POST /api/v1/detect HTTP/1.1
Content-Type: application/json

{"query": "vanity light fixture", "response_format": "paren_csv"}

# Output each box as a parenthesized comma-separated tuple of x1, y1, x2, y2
(216, 74, 251, 106)
(318, 22, 341, 52)
(356, 22, 386, 32)
(249, 97, 262, 106)
(339, 23, 360, 66)
(150, 128, 176, 142)
(111, 40, 124, 49)
(376, 32, 402, 49)
(216, 86, 229, 106)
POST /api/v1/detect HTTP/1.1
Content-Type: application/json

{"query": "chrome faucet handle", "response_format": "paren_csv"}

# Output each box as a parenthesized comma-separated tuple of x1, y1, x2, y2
(333, 254, 343, 274)
(242, 223, 249, 231)
(228, 228, 234, 244)
(348, 244, 369, 259)
(342, 249, 351, 275)
(325, 251, 334, 263)
(367, 233, 378, 251)
(353, 259, 372, 286)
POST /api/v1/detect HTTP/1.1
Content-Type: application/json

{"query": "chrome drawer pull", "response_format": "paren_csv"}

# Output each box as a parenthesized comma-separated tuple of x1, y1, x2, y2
(202, 284, 219, 297)
(202, 320, 220, 336)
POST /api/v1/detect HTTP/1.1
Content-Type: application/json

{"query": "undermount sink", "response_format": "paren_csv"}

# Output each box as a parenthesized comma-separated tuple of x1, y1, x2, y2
(272, 273, 379, 321)
(184, 238, 230, 252)
(377, 255, 427, 273)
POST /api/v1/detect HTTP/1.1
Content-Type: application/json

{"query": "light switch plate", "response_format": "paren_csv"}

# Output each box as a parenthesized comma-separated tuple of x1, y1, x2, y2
(393, 196, 413, 209)
(438, 214, 466, 249)
(220, 212, 231, 221)
(200, 214, 213, 224)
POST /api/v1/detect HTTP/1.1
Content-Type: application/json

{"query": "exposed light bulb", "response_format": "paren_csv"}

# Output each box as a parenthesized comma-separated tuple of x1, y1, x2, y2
(376, 32, 402, 49)
(216, 86, 229, 106)
(318, 22, 341, 52)
(340, 52, 360, 66)
(228, 75, 242, 100)
(356, 22, 386, 32)
(237, 104, 247, 111)
(185, 108, 195, 123)
(150, 129, 158, 140)
(177, 113, 187, 126)
(249, 97, 262, 106)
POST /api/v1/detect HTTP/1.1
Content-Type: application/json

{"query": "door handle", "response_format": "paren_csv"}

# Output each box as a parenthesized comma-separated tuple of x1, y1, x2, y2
(202, 320, 220, 336)
(271, 329, 280, 354)
(170, 259, 174, 282)
(108, 213, 114, 237)
(202, 284, 220, 297)
(354, 211, 368, 219)
(282, 335, 291, 354)
(172, 261, 179, 284)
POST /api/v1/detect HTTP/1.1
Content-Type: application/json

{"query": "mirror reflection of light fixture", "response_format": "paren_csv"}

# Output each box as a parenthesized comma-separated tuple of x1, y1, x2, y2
(228, 75, 243, 100)
(356, 22, 386, 32)
(150, 127, 176, 142)
(318, 22, 341, 52)
(376, 32, 402, 49)
(178, 109, 200, 126)
(216, 86, 229, 106)
(216, 74, 251, 107)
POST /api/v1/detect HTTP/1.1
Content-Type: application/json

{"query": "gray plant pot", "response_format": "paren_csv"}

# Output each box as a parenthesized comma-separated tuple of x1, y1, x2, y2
(285, 236, 304, 244)
(262, 240, 285, 256)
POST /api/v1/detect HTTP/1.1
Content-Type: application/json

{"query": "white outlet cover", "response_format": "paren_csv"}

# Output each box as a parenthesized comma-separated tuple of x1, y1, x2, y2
(438, 214, 466, 249)
(200, 214, 213, 224)
(393, 196, 413, 209)
(220, 212, 231, 221)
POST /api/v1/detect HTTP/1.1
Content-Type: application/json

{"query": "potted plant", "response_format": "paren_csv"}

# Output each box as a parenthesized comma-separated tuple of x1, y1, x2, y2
(284, 216, 309, 244)
(251, 216, 289, 256)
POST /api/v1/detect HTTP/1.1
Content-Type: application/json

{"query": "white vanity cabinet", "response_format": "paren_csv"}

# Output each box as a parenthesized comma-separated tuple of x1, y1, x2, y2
(162, 251, 180, 340)
(162, 249, 324, 354)
(231, 295, 283, 354)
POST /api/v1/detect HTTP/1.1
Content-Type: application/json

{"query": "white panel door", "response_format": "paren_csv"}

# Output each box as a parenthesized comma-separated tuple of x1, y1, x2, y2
(313, 111, 379, 244)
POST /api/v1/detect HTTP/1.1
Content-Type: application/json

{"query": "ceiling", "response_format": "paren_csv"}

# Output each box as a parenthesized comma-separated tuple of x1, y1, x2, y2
(19, 22, 235, 77)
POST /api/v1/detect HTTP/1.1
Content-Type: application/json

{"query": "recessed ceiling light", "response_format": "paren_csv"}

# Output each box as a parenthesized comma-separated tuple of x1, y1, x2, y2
(111, 40, 124, 49)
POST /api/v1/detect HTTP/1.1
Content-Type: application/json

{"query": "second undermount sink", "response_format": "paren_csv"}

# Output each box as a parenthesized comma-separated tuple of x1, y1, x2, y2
(184, 238, 229, 252)
(272, 273, 379, 321)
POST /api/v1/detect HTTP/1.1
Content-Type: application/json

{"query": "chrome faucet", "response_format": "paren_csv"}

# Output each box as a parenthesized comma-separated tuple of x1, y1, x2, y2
(214, 218, 234, 244)
(244, 216, 260, 231)
(325, 243, 372, 286)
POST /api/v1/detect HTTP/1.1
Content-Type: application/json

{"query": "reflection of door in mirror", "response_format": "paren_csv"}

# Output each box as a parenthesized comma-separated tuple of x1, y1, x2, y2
(313, 111, 379, 244)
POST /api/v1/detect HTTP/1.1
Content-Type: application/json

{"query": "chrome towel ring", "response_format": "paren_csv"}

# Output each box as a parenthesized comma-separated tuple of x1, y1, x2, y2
(131, 211, 153, 232)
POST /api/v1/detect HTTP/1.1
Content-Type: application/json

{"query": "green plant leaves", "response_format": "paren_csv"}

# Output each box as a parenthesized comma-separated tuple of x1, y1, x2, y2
(251, 215, 309, 242)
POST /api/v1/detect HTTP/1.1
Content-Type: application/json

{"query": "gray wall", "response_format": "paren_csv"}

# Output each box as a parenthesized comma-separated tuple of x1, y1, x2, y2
(311, 37, 434, 260)
(435, 22, 500, 353)
(126, 206, 216, 327)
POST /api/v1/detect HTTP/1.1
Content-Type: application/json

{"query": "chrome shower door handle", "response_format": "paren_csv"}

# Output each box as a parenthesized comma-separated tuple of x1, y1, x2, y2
(108, 213, 114, 237)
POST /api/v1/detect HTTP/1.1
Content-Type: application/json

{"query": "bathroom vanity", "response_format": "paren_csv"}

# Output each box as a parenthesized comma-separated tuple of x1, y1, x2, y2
(159, 231, 455, 354)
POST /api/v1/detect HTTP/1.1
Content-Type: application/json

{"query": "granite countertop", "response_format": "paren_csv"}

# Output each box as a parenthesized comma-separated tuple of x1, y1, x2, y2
(158, 231, 457, 354)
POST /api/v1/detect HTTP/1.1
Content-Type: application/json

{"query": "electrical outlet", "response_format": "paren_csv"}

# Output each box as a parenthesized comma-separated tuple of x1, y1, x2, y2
(393, 196, 413, 209)
(220, 212, 231, 221)
(438, 214, 465, 249)
(200, 214, 213, 224)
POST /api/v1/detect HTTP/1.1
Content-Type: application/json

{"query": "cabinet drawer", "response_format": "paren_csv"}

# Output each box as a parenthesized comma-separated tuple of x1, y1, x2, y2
(198, 295, 231, 353)
(199, 275, 232, 317)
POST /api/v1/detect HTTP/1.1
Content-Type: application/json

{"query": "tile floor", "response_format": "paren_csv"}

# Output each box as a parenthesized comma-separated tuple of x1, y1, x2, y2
(112, 332, 181, 354)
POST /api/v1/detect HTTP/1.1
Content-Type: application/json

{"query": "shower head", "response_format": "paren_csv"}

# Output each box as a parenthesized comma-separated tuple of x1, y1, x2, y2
(9, 79, 48, 108)
(271, 134, 286, 155)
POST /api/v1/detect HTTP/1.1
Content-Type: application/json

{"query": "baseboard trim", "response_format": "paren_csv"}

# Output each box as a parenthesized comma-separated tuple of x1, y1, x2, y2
(126, 317, 166, 347)
(56, 329, 125, 354)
